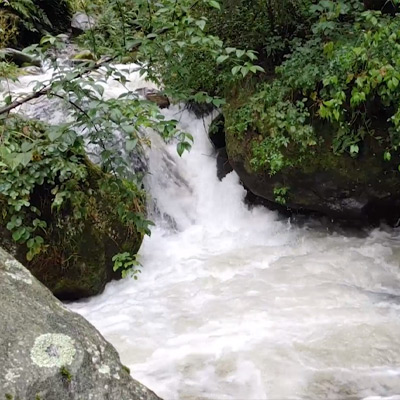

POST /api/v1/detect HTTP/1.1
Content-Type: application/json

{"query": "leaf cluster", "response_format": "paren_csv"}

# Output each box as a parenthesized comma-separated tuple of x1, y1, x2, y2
(227, 0, 400, 173)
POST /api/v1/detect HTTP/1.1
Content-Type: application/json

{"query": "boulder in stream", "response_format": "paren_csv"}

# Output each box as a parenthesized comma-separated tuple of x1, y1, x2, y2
(0, 156, 145, 301)
(136, 88, 170, 109)
(0, 117, 145, 301)
(224, 115, 400, 224)
(71, 12, 96, 34)
(0, 48, 41, 68)
(0, 246, 162, 400)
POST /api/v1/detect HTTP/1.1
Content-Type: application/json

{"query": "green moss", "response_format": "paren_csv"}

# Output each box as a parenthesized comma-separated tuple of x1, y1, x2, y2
(60, 366, 72, 383)
(5, 394, 13, 400)
(73, 50, 96, 61)
(122, 365, 131, 374)
(25, 165, 145, 299)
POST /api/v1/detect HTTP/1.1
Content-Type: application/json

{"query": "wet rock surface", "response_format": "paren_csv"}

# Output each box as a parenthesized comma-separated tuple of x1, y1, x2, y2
(0, 246, 162, 400)
(225, 118, 400, 225)
(71, 12, 96, 34)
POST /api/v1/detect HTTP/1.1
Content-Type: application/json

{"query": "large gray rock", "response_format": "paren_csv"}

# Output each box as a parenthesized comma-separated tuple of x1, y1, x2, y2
(0, 247, 162, 400)
(71, 12, 96, 34)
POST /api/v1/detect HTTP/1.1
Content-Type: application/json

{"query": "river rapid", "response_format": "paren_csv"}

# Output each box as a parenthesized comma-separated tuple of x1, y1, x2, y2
(6, 64, 400, 400)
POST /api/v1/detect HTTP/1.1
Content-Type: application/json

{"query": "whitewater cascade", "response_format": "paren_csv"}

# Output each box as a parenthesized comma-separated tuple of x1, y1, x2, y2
(5, 64, 400, 399)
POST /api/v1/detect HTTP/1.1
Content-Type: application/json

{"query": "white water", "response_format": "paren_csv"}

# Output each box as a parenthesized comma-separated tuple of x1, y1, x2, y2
(6, 65, 400, 399)
(70, 106, 400, 399)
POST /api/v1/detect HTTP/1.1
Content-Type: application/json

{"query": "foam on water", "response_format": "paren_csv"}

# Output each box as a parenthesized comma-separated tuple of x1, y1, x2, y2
(70, 105, 400, 399)
(6, 64, 400, 399)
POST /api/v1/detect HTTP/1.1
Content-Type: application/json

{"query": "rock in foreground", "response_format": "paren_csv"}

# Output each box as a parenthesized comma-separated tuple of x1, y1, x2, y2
(0, 246, 162, 400)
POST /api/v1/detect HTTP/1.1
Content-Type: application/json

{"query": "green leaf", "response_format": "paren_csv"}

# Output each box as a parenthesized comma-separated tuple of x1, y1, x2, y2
(235, 49, 245, 58)
(240, 66, 249, 77)
(195, 20, 206, 31)
(249, 65, 264, 74)
(231, 65, 241, 75)
(12, 227, 26, 242)
(48, 128, 63, 142)
(13, 152, 33, 168)
(21, 141, 33, 152)
(190, 36, 201, 44)
(126, 139, 138, 151)
(177, 142, 185, 157)
(350, 144, 359, 155)
(62, 130, 77, 146)
(384, 151, 392, 161)
(246, 51, 258, 61)
(209, 0, 220, 9)
(94, 84, 105, 96)
(216, 55, 229, 64)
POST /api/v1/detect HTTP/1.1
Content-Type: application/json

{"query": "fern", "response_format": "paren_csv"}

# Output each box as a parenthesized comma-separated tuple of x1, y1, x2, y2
(1, 0, 53, 34)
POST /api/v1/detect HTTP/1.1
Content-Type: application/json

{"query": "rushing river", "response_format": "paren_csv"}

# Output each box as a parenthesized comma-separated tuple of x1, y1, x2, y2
(6, 63, 400, 399)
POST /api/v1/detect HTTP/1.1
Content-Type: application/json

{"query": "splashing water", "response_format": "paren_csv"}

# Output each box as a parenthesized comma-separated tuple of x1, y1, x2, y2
(5, 64, 400, 399)
(71, 105, 400, 399)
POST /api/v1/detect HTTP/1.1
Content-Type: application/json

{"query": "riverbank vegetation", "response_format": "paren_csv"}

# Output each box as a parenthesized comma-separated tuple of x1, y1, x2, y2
(0, 0, 263, 294)
(1, 0, 400, 294)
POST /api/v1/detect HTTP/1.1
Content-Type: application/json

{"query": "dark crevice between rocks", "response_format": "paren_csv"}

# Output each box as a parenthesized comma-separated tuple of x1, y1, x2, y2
(208, 114, 234, 180)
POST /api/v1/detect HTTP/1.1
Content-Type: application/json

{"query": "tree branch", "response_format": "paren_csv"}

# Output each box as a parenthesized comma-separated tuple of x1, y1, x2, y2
(0, 56, 115, 115)
(0, 23, 175, 116)
(0, 87, 49, 115)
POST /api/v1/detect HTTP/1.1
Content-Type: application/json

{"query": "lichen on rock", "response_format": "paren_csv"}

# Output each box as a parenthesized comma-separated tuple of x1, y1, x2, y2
(30, 333, 76, 368)
(4, 259, 33, 285)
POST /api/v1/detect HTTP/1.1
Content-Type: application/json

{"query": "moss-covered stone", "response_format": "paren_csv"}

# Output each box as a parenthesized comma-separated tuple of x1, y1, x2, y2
(225, 113, 400, 224)
(72, 49, 96, 61)
(0, 157, 145, 301)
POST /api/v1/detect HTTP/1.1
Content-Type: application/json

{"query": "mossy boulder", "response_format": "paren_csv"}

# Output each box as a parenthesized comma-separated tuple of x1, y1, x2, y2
(72, 49, 96, 61)
(225, 116, 400, 224)
(0, 157, 145, 301)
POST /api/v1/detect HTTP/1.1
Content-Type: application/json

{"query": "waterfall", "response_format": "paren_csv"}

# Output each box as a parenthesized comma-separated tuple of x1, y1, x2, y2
(71, 76, 400, 400)
(4, 63, 400, 400)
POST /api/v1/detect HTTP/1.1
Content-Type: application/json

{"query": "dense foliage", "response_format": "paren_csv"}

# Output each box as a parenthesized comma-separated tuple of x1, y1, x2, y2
(0, 0, 264, 275)
(0, 0, 72, 47)
(3, 0, 400, 272)
(225, 0, 400, 176)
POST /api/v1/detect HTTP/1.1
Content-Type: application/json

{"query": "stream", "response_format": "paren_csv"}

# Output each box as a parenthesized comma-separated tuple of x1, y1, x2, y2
(6, 63, 400, 400)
